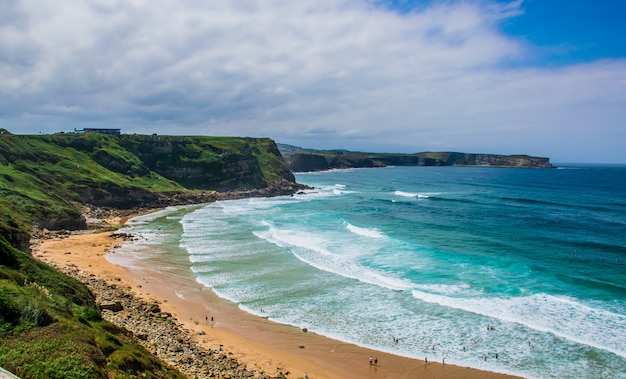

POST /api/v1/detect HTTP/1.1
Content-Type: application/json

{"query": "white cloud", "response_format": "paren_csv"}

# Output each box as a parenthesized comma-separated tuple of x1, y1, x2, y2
(1, 0, 624, 162)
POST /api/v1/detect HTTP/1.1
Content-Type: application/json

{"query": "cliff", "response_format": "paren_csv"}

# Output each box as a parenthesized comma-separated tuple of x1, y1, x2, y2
(280, 146, 554, 172)
(0, 131, 300, 244)
(0, 132, 302, 378)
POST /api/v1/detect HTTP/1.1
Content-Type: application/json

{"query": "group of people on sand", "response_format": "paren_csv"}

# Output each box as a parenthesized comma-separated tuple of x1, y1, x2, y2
(368, 356, 379, 366)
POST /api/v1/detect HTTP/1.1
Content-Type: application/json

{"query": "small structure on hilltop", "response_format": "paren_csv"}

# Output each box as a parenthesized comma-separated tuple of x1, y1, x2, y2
(74, 128, 121, 135)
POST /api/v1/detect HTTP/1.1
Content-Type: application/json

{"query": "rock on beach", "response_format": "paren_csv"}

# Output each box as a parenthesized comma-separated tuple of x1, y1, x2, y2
(59, 266, 289, 379)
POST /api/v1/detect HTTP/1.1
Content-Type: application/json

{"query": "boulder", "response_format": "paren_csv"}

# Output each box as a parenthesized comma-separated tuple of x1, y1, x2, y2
(100, 301, 123, 312)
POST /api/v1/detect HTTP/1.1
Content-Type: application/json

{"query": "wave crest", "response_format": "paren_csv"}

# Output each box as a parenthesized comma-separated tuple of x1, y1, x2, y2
(411, 290, 626, 358)
(345, 222, 385, 239)
(394, 190, 429, 198)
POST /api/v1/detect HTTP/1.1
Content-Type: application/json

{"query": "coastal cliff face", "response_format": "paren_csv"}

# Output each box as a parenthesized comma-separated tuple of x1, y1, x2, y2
(117, 135, 295, 191)
(0, 131, 301, 378)
(282, 148, 554, 172)
(64, 134, 295, 193)
(465, 154, 552, 168)
(0, 132, 299, 243)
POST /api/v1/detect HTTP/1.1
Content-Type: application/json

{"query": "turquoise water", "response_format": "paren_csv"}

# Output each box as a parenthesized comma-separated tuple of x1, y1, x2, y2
(113, 165, 626, 378)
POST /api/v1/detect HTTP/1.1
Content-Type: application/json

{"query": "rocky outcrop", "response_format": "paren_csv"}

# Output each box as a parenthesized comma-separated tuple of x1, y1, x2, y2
(76, 181, 308, 216)
(0, 227, 31, 252)
(35, 215, 87, 231)
(287, 154, 330, 172)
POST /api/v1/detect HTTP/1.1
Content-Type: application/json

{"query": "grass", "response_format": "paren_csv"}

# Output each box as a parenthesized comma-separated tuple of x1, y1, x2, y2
(0, 131, 294, 234)
(0, 234, 185, 378)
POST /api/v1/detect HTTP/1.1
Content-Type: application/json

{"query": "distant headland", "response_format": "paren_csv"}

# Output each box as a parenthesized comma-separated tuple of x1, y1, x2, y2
(278, 144, 554, 172)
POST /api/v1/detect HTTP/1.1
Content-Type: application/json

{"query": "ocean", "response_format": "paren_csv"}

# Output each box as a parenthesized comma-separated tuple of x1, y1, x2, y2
(110, 165, 626, 378)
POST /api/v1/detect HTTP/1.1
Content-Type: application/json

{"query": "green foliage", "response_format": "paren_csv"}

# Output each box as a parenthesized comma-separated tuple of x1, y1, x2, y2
(0, 132, 294, 235)
(0, 283, 21, 332)
(95, 332, 122, 356)
(0, 233, 18, 267)
(25, 355, 101, 379)
(108, 343, 162, 374)
(1, 327, 105, 378)
(74, 305, 103, 325)
(0, 236, 184, 378)
(4, 245, 95, 308)
(0, 242, 93, 334)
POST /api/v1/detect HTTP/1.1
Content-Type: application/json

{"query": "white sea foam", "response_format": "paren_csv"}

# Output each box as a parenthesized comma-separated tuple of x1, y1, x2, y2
(345, 222, 385, 239)
(330, 184, 358, 195)
(393, 190, 430, 199)
(189, 265, 217, 273)
(411, 290, 626, 358)
(413, 283, 475, 295)
(395, 190, 418, 197)
(124, 205, 190, 226)
(197, 278, 241, 304)
(239, 304, 270, 318)
(254, 227, 412, 291)
(175, 290, 186, 300)
(208, 197, 302, 216)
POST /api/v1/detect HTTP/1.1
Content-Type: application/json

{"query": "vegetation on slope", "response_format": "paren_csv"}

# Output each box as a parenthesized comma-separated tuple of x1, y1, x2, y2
(0, 130, 297, 378)
(0, 234, 184, 379)
(0, 130, 295, 238)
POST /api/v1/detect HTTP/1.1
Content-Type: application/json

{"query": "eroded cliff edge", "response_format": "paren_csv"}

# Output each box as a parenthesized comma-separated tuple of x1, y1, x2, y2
(0, 131, 303, 248)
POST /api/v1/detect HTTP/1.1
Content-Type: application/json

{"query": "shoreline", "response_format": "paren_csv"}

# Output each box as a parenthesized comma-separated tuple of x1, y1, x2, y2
(32, 214, 523, 379)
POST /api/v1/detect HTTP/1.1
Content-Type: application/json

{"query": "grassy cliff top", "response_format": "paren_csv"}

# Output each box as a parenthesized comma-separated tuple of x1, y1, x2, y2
(0, 131, 295, 237)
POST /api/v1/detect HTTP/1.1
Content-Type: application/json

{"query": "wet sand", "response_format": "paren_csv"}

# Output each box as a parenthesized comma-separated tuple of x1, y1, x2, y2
(34, 226, 523, 379)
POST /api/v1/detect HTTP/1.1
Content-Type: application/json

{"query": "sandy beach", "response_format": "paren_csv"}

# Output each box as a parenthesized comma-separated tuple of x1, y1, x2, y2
(33, 221, 522, 379)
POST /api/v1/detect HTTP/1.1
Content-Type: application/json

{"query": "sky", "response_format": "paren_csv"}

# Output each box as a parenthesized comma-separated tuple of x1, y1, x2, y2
(1, 0, 625, 163)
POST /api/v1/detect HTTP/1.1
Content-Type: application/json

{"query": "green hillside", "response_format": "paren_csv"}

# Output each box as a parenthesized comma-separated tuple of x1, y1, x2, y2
(0, 130, 299, 378)
(0, 130, 296, 241)
(0, 233, 185, 378)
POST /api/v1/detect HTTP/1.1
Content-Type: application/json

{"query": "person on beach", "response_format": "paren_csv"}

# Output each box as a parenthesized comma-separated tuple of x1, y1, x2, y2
(369, 356, 373, 365)
(304, 372, 309, 379)
(374, 357, 378, 366)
